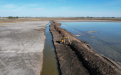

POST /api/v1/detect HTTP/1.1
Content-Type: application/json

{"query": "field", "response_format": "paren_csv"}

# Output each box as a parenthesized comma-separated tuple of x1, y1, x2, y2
(0, 17, 121, 24)
(0, 18, 121, 75)
(0, 21, 49, 75)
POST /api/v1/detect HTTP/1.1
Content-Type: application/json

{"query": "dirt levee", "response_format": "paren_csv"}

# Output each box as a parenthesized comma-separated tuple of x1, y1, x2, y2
(50, 20, 121, 75)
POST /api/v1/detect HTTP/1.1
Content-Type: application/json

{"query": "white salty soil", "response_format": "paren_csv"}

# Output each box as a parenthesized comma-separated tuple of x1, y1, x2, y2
(0, 21, 49, 75)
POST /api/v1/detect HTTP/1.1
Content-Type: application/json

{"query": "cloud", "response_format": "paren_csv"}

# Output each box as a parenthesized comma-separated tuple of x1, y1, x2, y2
(0, 9, 121, 17)
(0, 4, 38, 9)
(0, 3, 40, 11)
(0, 7, 47, 17)
(2, 4, 16, 9)
(0, 1, 121, 17)
(0, 3, 46, 17)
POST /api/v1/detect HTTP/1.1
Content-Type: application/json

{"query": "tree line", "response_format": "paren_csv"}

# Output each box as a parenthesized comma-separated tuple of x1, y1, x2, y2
(7, 16, 18, 19)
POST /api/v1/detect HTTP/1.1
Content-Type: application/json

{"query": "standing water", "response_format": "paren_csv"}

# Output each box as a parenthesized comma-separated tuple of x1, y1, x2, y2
(41, 22, 59, 75)
(60, 22, 121, 63)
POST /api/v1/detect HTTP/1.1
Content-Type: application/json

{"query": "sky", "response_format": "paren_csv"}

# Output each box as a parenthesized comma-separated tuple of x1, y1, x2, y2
(0, 0, 121, 17)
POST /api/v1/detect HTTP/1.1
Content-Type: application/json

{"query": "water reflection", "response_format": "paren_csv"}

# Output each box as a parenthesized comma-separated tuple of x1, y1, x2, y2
(41, 23, 59, 75)
(60, 22, 121, 63)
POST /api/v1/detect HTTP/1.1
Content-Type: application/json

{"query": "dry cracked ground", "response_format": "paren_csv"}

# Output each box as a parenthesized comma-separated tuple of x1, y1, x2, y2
(0, 21, 49, 75)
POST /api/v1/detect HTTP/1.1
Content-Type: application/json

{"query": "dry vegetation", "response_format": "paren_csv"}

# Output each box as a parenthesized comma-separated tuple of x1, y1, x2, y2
(0, 17, 121, 25)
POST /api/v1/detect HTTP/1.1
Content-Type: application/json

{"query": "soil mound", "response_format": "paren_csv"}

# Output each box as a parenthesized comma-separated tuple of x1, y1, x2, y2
(50, 20, 121, 75)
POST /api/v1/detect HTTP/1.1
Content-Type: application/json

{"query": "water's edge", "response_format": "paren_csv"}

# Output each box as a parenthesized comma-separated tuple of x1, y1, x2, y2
(41, 22, 59, 75)
(50, 20, 121, 75)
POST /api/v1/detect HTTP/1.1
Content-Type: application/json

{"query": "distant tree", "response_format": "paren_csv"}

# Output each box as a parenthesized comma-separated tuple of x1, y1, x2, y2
(8, 16, 18, 19)
(102, 17, 106, 18)
(16, 16, 18, 19)
(90, 17, 93, 18)
(81, 17, 84, 18)
(8, 16, 13, 19)
(87, 16, 89, 18)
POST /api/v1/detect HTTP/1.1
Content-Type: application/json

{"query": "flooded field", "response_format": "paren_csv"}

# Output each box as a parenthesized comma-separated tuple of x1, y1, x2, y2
(60, 22, 121, 63)
(41, 22, 59, 75)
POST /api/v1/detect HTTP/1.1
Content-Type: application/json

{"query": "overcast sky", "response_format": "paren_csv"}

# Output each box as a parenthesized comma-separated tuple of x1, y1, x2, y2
(0, 0, 121, 17)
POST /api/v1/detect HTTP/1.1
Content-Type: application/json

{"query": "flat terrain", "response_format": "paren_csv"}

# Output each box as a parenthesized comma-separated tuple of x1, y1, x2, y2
(0, 17, 121, 24)
(0, 21, 49, 75)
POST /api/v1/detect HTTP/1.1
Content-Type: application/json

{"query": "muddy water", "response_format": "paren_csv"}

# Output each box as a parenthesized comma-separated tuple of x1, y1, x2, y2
(41, 22, 59, 75)
(60, 22, 121, 63)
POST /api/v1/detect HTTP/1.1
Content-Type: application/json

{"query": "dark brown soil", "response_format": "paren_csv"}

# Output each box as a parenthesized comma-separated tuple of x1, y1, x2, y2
(34, 28, 45, 31)
(50, 20, 121, 75)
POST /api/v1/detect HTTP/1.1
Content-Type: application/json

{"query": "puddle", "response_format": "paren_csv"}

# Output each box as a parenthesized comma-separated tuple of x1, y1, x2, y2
(41, 22, 59, 75)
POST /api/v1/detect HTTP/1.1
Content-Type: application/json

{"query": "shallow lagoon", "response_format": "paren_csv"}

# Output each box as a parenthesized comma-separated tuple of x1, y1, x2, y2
(60, 22, 121, 63)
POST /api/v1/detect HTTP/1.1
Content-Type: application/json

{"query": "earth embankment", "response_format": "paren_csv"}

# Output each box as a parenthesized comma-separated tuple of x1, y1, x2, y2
(50, 20, 121, 75)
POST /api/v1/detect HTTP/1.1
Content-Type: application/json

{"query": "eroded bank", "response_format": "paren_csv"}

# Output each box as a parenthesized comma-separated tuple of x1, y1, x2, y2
(49, 20, 121, 75)
(41, 22, 59, 75)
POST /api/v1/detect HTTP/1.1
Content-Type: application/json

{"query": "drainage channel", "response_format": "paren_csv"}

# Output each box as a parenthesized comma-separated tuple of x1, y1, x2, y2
(41, 22, 59, 75)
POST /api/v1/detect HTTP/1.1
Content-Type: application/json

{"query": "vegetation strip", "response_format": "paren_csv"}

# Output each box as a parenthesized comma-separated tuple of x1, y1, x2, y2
(50, 20, 121, 75)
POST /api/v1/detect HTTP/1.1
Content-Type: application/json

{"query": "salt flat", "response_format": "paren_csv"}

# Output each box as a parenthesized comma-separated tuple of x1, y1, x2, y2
(0, 21, 49, 75)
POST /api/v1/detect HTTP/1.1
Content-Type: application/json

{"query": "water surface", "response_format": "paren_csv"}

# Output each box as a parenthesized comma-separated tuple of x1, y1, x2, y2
(41, 22, 59, 75)
(60, 22, 121, 63)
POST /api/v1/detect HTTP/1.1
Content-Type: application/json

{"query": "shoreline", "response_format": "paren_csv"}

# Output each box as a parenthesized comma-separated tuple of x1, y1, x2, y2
(56, 20, 121, 22)
(57, 20, 121, 70)
(50, 20, 121, 75)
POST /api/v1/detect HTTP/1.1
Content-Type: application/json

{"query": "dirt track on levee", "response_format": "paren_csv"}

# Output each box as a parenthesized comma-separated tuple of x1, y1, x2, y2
(49, 20, 121, 75)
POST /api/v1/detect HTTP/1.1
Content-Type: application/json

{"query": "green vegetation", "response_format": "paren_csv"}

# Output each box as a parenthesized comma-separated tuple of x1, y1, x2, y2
(8, 16, 18, 19)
